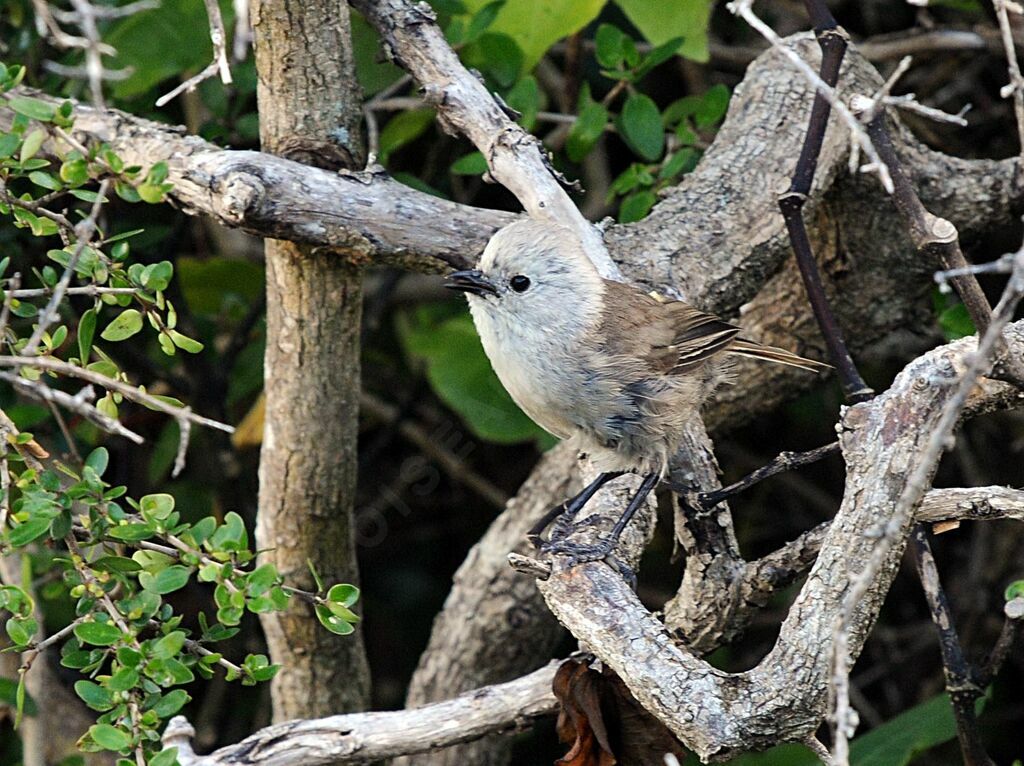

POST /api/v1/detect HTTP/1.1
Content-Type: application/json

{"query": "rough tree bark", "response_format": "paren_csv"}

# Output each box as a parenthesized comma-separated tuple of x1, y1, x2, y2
(251, 0, 371, 718)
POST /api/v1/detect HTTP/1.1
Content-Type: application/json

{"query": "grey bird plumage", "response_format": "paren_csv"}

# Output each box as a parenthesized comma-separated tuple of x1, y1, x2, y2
(447, 219, 828, 481)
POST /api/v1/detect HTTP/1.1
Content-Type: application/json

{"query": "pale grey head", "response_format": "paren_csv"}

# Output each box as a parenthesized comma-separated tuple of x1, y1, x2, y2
(444, 219, 605, 341)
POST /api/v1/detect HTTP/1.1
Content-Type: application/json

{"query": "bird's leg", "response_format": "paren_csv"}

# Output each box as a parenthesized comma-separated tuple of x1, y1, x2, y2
(540, 472, 659, 572)
(527, 471, 624, 546)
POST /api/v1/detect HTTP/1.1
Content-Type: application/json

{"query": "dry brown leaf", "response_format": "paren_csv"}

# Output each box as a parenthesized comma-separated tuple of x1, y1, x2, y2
(552, 658, 688, 766)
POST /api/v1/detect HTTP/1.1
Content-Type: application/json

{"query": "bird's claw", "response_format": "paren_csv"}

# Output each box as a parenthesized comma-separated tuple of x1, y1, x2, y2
(537, 536, 637, 589)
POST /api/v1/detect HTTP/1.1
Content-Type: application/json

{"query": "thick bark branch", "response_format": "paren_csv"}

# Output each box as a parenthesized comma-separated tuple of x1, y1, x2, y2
(168, 662, 560, 766)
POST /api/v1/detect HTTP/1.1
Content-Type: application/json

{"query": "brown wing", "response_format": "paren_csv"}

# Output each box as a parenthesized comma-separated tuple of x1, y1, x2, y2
(599, 279, 741, 374)
(598, 279, 829, 375)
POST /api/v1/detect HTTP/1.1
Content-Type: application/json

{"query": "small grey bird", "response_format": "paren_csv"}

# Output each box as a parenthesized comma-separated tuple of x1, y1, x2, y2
(445, 219, 827, 561)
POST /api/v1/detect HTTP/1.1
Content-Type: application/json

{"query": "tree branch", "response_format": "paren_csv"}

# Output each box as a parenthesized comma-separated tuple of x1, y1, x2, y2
(168, 662, 560, 766)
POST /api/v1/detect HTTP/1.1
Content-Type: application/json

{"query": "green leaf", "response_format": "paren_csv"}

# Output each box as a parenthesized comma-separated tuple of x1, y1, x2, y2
(7, 97, 56, 122)
(88, 723, 131, 752)
(14, 672, 26, 728)
(6, 617, 35, 646)
(85, 446, 109, 477)
(396, 307, 551, 445)
(0, 132, 20, 159)
(246, 564, 279, 596)
(465, 0, 505, 42)
(0, 677, 36, 716)
(151, 630, 186, 660)
(105, 0, 218, 98)
(567, 100, 609, 162)
(140, 493, 175, 520)
(19, 129, 45, 164)
(618, 190, 656, 223)
(28, 170, 61, 190)
(107, 522, 154, 542)
(635, 36, 684, 79)
(326, 583, 360, 608)
(316, 604, 356, 635)
(450, 151, 488, 175)
(1005, 579, 1024, 600)
(139, 565, 191, 595)
(460, 0, 605, 70)
(595, 23, 627, 69)
(614, 0, 713, 62)
(137, 183, 168, 204)
(168, 330, 203, 353)
(617, 93, 664, 161)
(8, 515, 54, 547)
(463, 32, 523, 87)
(695, 83, 730, 128)
(74, 621, 123, 646)
(101, 309, 144, 341)
(659, 148, 699, 180)
(93, 556, 143, 573)
(74, 680, 114, 711)
(150, 689, 190, 718)
(107, 666, 140, 693)
(149, 747, 179, 766)
(61, 157, 90, 186)
(938, 301, 975, 341)
(505, 75, 540, 130)
(378, 109, 436, 164)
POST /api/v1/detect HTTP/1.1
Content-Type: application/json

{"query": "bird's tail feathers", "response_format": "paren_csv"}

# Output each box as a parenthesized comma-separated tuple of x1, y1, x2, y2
(727, 339, 831, 373)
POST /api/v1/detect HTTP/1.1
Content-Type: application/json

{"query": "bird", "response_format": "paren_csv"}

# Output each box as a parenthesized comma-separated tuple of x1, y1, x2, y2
(445, 218, 828, 564)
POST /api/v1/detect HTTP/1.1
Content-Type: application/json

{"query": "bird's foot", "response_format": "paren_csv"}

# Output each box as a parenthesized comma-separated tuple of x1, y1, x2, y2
(538, 533, 637, 589)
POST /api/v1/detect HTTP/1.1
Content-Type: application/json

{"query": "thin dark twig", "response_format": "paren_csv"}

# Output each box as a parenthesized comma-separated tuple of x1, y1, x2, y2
(978, 597, 1024, 687)
(684, 441, 840, 510)
(911, 525, 993, 766)
(778, 2, 873, 402)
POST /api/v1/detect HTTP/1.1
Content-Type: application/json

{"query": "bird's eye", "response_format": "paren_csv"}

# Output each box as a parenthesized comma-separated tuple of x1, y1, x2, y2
(509, 275, 531, 293)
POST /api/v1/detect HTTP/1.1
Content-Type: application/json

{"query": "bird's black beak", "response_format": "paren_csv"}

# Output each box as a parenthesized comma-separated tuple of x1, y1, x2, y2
(444, 269, 498, 298)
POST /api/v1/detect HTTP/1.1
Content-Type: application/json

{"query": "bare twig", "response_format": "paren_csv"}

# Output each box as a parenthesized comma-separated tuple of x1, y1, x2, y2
(726, 0, 894, 192)
(156, 0, 234, 108)
(360, 391, 508, 509)
(979, 597, 1024, 685)
(0, 372, 143, 444)
(774, 2, 873, 401)
(680, 441, 840, 511)
(993, 0, 1024, 156)
(21, 179, 111, 356)
(0, 355, 234, 435)
(1, 285, 138, 299)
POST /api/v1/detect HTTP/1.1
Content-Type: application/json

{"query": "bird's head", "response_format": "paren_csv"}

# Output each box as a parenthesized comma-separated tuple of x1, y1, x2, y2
(445, 219, 605, 335)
